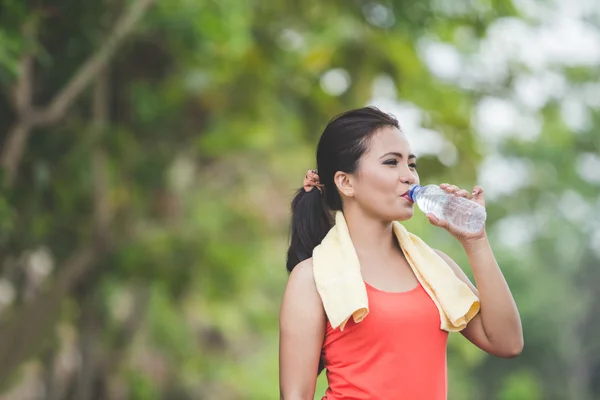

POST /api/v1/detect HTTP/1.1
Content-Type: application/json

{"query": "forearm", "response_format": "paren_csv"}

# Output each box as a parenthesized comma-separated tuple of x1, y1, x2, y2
(280, 394, 312, 400)
(279, 383, 315, 400)
(463, 236, 523, 351)
(280, 395, 313, 400)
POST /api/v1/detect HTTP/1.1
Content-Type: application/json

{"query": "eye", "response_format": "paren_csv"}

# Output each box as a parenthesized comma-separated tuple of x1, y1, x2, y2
(409, 162, 418, 169)
(383, 159, 398, 166)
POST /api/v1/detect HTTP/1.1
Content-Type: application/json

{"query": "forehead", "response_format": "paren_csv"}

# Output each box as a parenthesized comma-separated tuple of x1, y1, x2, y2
(365, 126, 413, 156)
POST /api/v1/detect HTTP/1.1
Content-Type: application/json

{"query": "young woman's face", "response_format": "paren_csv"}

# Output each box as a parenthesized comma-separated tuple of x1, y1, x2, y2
(351, 126, 419, 222)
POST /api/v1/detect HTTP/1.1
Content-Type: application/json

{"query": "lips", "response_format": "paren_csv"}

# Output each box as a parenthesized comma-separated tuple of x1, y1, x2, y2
(400, 190, 413, 202)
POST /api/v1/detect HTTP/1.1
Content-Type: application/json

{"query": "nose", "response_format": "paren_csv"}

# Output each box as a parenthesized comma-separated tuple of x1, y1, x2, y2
(400, 174, 416, 185)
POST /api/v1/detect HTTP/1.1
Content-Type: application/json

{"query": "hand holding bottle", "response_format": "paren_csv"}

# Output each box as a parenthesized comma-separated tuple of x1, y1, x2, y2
(409, 183, 487, 244)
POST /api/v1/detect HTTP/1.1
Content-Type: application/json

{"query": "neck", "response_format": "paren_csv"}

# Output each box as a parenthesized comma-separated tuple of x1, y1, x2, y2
(342, 206, 399, 262)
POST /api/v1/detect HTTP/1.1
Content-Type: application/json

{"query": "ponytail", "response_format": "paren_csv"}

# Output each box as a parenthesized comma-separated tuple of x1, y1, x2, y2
(285, 187, 332, 273)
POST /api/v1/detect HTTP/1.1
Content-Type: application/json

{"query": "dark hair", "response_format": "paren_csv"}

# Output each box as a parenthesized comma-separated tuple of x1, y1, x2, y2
(285, 106, 400, 273)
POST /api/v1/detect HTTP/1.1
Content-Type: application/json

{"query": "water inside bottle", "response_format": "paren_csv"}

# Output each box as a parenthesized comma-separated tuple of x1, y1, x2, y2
(414, 185, 486, 233)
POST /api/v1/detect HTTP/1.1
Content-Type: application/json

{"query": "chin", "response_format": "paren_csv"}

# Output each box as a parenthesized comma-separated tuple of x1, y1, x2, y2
(394, 212, 414, 222)
(363, 201, 415, 222)
(382, 208, 414, 222)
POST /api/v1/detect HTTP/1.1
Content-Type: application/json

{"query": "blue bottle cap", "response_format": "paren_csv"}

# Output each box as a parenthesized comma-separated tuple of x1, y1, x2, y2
(408, 184, 422, 202)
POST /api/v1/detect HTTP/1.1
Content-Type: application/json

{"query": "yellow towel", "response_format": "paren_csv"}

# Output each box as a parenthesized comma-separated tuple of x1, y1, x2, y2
(313, 211, 480, 332)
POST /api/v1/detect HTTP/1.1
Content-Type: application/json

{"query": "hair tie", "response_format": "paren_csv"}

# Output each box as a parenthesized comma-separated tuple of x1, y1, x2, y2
(303, 169, 324, 193)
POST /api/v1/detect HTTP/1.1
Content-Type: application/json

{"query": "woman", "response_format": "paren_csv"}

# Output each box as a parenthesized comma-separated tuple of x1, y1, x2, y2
(279, 106, 523, 399)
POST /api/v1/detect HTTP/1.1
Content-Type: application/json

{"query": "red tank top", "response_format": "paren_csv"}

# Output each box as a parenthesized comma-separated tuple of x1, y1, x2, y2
(321, 281, 449, 400)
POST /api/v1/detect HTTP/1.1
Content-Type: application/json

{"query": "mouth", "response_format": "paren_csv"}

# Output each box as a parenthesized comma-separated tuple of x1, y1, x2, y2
(400, 190, 413, 202)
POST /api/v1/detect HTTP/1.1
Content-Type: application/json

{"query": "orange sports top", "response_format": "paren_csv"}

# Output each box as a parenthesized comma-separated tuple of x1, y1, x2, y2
(320, 281, 449, 400)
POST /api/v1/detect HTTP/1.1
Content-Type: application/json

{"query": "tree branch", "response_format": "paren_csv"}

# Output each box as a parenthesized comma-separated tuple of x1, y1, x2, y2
(92, 69, 112, 240)
(0, 60, 119, 387)
(39, 0, 156, 125)
(1, 123, 32, 186)
(0, 0, 152, 385)
(0, 0, 156, 187)
(12, 38, 34, 115)
(1, 22, 37, 187)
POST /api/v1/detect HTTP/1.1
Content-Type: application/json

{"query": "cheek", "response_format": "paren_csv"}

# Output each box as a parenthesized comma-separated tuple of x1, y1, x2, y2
(358, 167, 397, 192)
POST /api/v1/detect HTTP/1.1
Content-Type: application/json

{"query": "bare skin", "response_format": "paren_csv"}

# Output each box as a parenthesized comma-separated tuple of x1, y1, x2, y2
(279, 126, 523, 400)
(279, 259, 325, 400)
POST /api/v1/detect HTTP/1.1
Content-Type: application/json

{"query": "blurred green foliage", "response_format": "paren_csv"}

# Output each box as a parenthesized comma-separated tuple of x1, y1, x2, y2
(0, 0, 599, 399)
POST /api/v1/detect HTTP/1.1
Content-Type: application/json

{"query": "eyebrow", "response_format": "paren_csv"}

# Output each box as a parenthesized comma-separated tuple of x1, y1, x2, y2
(379, 152, 417, 160)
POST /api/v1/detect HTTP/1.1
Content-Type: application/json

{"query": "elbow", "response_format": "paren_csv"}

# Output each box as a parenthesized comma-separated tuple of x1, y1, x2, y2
(497, 346, 523, 359)
(509, 339, 525, 358)
(495, 337, 524, 359)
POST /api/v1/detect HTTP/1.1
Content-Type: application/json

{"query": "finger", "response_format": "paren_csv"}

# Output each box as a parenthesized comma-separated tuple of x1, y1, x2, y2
(444, 184, 459, 194)
(472, 186, 484, 199)
(427, 213, 439, 225)
(455, 189, 473, 199)
(427, 213, 450, 230)
(471, 186, 485, 206)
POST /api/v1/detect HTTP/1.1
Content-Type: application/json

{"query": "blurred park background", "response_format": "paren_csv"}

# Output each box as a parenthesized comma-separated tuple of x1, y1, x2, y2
(0, 0, 599, 399)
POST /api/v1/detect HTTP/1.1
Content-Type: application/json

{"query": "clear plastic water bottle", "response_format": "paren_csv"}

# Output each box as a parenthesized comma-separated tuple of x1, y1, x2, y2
(408, 184, 486, 233)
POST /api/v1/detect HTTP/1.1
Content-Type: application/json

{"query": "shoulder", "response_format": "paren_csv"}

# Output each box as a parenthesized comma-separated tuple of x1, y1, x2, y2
(432, 248, 462, 275)
(280, 257, 325, 324)
(289, 257, 315, 281)
(283, 258, 321, 304)
(433, 249, 478, 293)
(432, 249, 456, 268)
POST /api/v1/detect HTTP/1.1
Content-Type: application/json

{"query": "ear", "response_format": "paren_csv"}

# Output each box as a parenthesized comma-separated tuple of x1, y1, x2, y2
(334, 171, 355, 197)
